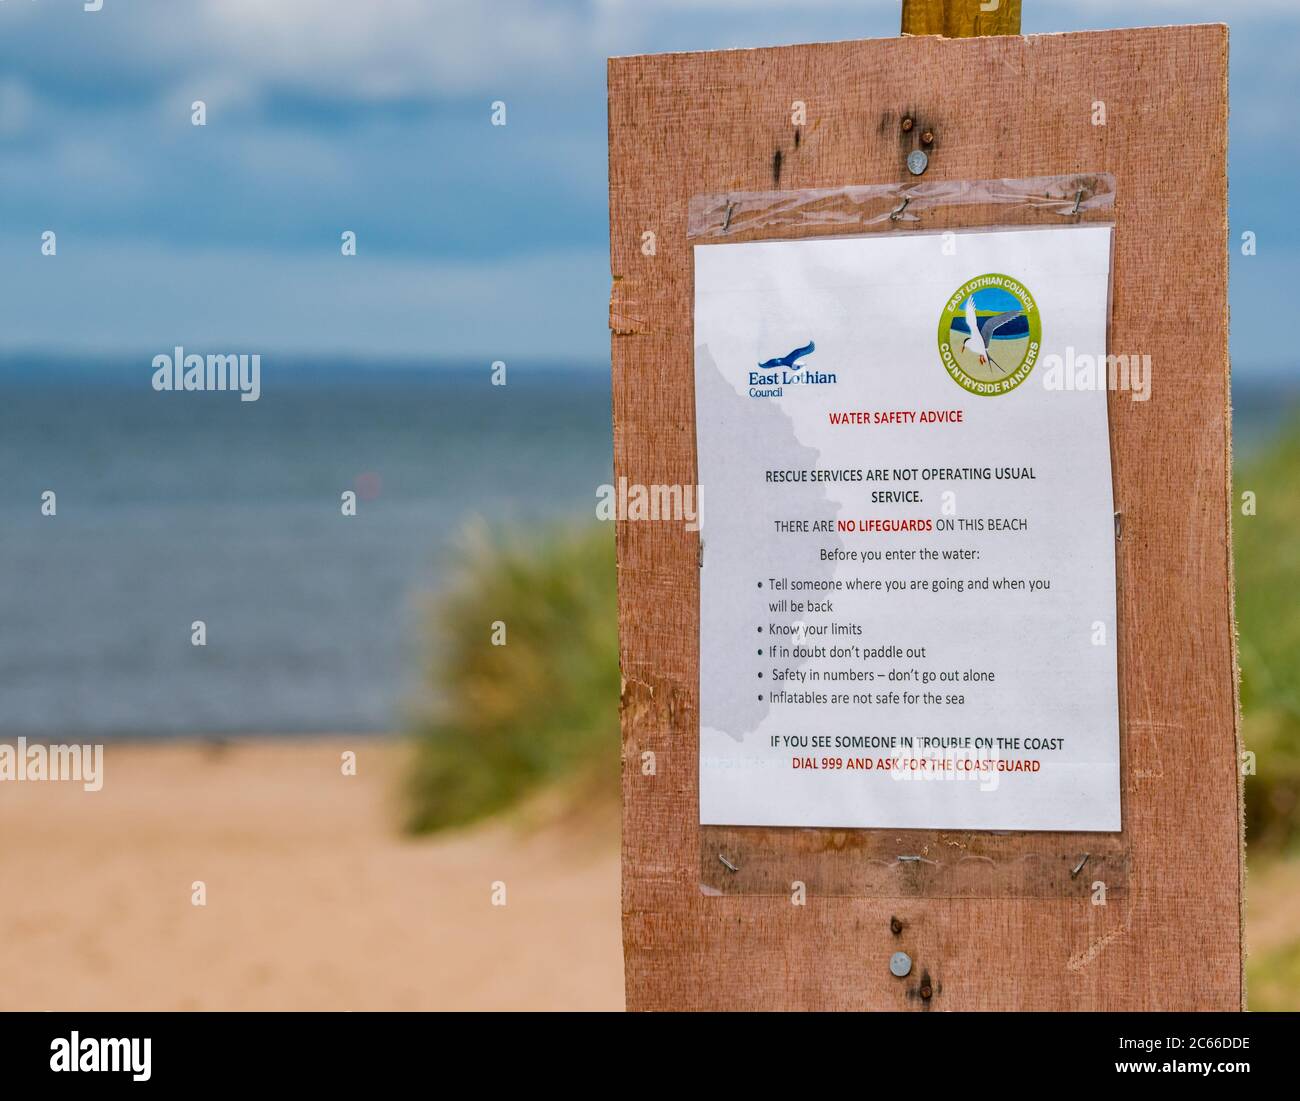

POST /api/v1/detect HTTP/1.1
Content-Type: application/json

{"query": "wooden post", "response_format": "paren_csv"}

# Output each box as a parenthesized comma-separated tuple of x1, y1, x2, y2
(609, 24, 1238, 1011)
(901, 0, 1022, 37)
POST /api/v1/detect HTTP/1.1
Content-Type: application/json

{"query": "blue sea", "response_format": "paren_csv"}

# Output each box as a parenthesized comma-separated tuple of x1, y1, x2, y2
(0, 361, 612, 738)
(1, 362, 1294, 740)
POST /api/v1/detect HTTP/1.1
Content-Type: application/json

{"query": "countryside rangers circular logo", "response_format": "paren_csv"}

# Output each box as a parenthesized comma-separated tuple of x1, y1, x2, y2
(937, 273, 1041, 396)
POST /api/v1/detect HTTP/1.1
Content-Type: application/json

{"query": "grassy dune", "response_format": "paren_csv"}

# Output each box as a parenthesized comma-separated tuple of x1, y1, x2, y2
(1235, 418, 1300, 849)
(404, 523, 618, 834)
(1235, 416, 1300, 1008)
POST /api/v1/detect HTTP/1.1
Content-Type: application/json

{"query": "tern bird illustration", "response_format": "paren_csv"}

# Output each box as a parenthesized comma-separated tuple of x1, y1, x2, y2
(961, 297, 1022, 373)
(758, 340, 815, 370)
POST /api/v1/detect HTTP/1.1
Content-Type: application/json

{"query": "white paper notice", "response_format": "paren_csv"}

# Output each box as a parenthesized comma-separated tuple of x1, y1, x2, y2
(694, 225, 1119, 831)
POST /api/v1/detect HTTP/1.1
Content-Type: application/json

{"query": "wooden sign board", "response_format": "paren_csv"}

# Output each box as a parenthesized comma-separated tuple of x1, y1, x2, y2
(608, 25, 1239, 1011)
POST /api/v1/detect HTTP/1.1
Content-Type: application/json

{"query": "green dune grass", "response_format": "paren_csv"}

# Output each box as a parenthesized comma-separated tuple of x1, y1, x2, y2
(404, 522, 619, 834)
(1234, 414, 1300, 1009)
(1235, 416, 1300, 850)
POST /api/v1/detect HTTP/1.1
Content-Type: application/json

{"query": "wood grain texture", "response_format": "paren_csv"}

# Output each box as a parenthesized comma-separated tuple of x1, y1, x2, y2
(608, 26, 1238, 1011)
(901, 0, 1022, 38)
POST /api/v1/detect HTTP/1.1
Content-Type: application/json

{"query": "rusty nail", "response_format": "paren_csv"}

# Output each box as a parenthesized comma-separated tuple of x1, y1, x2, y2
(890, 916, 903, 935)
(921, 129, 934, 145)
(901, 116, 914, 132)
(920, 981, 933, 1000)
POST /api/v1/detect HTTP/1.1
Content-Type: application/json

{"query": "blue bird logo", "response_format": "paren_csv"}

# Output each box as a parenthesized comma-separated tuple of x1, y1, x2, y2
(758, 340, 814, 371)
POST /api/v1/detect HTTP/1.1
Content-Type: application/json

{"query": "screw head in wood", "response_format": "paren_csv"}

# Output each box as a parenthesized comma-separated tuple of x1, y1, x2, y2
(906, 149, 928, 176)
(890, 951, 912, 977)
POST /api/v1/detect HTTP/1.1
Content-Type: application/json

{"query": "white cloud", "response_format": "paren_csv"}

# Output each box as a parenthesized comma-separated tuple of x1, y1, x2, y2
(187, 0, 589, 99)
(8, 1, 1298, 110)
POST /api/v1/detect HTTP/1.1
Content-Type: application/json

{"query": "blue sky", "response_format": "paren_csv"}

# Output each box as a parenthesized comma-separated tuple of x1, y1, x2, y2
(0, 1, 1294, 372)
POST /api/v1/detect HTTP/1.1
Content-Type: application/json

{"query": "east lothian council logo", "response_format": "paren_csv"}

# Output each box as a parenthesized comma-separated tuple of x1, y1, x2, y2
(749, 340, 837, 398)
(937, 274, 1041, 396)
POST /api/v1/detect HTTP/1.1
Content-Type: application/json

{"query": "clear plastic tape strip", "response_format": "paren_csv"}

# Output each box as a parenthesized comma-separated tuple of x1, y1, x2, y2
(687, 173, 1116, 240)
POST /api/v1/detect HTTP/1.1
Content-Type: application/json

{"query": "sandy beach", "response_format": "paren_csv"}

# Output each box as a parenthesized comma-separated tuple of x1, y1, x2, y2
(5, 736, 1299, 1011)
(0, 739, 623, 1011)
